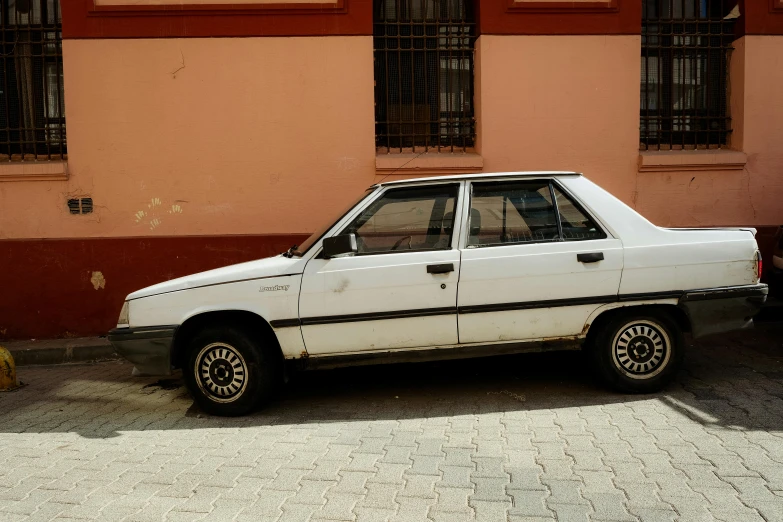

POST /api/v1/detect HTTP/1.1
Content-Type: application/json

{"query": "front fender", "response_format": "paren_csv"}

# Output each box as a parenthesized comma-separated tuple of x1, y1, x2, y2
(128, 274, 305, 358)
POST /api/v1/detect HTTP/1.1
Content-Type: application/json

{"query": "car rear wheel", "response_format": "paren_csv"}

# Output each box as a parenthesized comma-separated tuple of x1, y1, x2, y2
(590, 311, 684, 393)
(183, 325, 277, 416)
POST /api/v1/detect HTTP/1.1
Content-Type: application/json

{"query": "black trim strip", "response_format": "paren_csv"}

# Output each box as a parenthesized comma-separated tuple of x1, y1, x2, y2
(108, 325, 178, 341)
(680, 284, 768, 302)
(270, 318, 302, 328)
(269, 285, 768, 328)
(301, 307, 456, 326)
(458, 295, 617, 315)
(619, 290, 684, 302)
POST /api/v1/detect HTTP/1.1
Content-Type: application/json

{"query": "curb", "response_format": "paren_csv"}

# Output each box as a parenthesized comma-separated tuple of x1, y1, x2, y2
(1, 337, 117, 366)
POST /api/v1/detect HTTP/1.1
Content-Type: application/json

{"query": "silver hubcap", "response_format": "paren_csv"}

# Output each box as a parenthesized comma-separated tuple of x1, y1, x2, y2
(195, 343, 248, 403)
(611, 320, 670, 380)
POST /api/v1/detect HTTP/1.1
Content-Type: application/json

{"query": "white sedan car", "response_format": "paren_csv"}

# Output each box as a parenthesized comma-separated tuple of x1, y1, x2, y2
(109, 172, 767, 416)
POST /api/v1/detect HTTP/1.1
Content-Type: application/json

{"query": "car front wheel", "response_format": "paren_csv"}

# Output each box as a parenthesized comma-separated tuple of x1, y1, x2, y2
(591, 311, 684, 393)
(183, 325, 276, 416)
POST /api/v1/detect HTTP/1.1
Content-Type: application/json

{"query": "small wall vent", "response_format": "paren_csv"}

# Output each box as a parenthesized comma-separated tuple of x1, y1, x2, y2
(68, 198, 93, 215)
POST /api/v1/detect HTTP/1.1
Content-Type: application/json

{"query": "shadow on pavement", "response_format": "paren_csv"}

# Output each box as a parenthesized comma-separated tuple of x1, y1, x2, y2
(1, 322, 781, 439)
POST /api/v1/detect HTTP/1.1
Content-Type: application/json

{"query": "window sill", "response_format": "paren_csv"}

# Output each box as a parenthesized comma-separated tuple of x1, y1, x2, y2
(0, 161, 68, 182)
(376, 152, 483, 176)
(638, 150, 747, 173)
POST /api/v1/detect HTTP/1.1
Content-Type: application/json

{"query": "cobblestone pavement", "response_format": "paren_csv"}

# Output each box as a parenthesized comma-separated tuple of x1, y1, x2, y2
(2, 323, 783, 522)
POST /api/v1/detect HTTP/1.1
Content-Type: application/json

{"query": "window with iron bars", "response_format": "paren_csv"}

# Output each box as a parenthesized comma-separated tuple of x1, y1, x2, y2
(640, 0, 736, 150)
(0, 0, 65, 161)
(374, 0, 476, 153)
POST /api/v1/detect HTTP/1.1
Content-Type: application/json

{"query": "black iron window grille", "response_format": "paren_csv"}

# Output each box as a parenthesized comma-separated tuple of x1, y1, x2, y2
(641, 0, 736, 150)
(0, 0, 65, 161)
(374, 0, 476, 153)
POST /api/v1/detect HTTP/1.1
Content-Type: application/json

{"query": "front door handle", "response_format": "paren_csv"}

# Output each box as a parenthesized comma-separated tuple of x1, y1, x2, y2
(427, 263, 454, 274)
(577, 252, 604, 263)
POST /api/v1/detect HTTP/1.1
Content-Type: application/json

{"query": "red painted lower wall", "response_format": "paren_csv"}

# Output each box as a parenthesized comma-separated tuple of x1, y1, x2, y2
(1, 227, 777, 341)
(0, 234, 308, 341)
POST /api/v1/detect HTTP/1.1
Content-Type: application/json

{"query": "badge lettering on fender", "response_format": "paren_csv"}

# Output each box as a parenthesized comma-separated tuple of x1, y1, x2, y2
(259, 285, 290, 292)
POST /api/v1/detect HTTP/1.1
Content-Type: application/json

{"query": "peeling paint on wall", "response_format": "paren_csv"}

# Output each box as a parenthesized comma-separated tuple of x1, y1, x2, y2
(90, 271, 106, 290)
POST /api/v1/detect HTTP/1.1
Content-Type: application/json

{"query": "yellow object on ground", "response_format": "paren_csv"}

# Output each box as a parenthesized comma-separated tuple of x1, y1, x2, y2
(0, 346, 20, 391)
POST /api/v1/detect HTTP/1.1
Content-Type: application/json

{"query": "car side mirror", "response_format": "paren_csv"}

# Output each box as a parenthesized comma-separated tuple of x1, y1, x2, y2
(322, 233, 357, 259)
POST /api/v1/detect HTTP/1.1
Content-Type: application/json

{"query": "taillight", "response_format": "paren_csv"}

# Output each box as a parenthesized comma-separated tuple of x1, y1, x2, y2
(756, 251, 763, 282)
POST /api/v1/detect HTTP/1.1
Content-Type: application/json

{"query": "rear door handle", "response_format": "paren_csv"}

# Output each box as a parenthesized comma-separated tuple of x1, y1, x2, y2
(427, 263, 454, 274)
(577, 252, 604, 263)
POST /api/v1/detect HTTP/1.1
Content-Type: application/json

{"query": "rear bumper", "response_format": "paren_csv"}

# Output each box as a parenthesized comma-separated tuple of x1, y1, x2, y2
(108, 325, 178, 376)
(678, 284, 768, 338)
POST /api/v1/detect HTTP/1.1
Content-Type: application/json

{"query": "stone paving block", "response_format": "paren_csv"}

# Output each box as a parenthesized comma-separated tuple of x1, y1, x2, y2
(546, 502, 592, 522)
(471, 475, 511, 503)
(409, 454, 442, 476)
(506, 467, 547, 491)
(398, 473, 438, 499)
(352, 506, 397, 522)
(414, 438, 445, 457)
(278, 503, 321, 522)
(330, 471, 373, 495)
(568, 450, 609, 472)
(346, 452, 383, 472)
(237, 489, 294, 519)
(576, 470, 617, 493)
(267, 468, 309, 491)
(0, 487, 56, 516)
(282, 450, 324, 471)
(439, 465, 474, 488)
(434, 486, 472, 511)
(627, 505, 681, 522)
(167, 485, 224, 514)
(322, 444, 358, 462)
(167, 510, 210, 521)
(751, 500, 783, 522)
(470, 498, 511, 520)
(707, 505, 766, 522)
(390, 495, 436, 522)
(355, 437, 392, 455)
(380, 446, 413, 465)
(306, 459, 352, 481)
(155, 473, 202, 499)
(126, 495, 187, 522)
(316, 491, 363, 521)
(472, 456, 507, 478)
(387, 430, 419, 448)
(581, 491, 636, 522)
(25, 500, 72, 521)
(541, 479, 589, 505)
(242, 457, 291, 479)
(444, 431, 477, 449)
(506, 489, 552, 518)
(441, 447, 476, 468)
(219, 476, 269, 501)
(366, 462, 408, 486)
(288, 478, 335, 505)
(358, 481, 398, 508)
(429, 510, 475, 522)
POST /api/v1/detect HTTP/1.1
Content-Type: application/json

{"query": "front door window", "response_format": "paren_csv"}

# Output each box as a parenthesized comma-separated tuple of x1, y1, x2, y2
(341, 185, 459, 254)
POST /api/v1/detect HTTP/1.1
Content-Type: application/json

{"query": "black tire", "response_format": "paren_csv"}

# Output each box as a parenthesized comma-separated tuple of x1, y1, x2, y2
(590, 310, 684, 393)
(182, 324, 277, 416)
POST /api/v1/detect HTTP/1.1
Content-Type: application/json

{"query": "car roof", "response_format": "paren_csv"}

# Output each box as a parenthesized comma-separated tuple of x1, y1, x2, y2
(375, 171, 582, 187)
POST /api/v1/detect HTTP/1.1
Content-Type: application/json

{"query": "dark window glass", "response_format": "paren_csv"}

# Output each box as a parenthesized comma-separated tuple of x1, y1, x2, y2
(552, 186, 607, 241)
(468, 181, 561, 246)
(0, 0, 66, 160)
(342, 185, 459, 254)
(373, 0, 475, 152)
(640, 0, 735, 150)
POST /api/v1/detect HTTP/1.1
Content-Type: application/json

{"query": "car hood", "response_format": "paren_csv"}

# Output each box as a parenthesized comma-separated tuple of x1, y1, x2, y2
(126, 255, 304, 300)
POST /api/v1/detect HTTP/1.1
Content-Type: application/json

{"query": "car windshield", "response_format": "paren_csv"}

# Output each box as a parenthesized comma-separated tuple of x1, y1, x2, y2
(292, 188, 376, 256)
